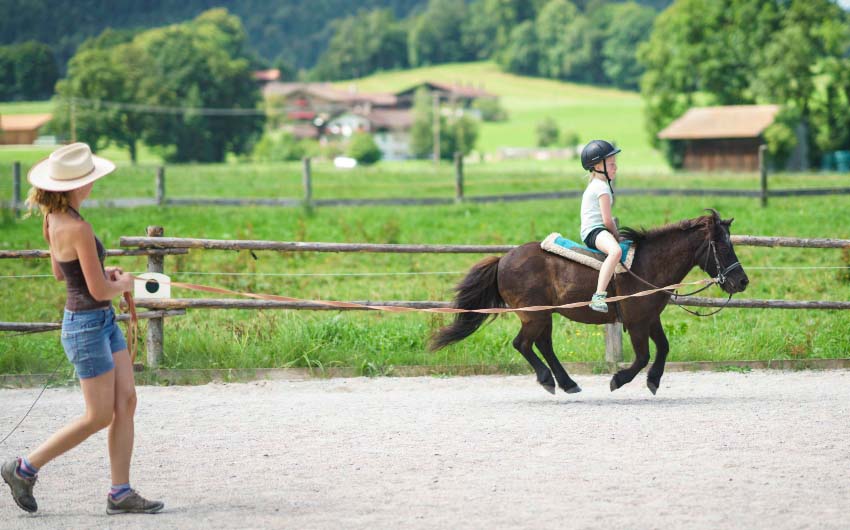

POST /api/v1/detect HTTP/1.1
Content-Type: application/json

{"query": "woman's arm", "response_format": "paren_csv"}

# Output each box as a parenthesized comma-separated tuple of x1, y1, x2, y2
(598, 193, 621, 240)
(72, 222, 133, 301)
(43, 215, 65, 281)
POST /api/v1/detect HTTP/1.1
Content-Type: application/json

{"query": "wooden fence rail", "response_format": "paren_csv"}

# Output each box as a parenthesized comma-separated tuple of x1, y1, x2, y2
(7, 157, 850, 212)
(4, 227, 848, 370)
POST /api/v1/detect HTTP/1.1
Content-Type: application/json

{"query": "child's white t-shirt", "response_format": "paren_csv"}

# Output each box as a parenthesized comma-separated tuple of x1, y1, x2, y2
(580, 178, 613, 241)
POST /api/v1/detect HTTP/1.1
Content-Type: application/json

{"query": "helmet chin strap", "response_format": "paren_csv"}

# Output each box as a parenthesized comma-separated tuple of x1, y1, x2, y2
(591, 158, 614, 198)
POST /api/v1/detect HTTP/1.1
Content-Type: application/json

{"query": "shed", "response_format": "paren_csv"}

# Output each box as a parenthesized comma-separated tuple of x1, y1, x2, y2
(657, 105, 781, 171)
(0, 113, 53, 145)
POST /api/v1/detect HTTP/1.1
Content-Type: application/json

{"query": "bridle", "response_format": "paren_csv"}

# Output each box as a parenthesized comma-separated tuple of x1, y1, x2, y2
(625, 231, 742, 317)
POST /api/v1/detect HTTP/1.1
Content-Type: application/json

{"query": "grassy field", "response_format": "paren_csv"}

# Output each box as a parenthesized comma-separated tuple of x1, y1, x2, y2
(2, 180, 849, 376)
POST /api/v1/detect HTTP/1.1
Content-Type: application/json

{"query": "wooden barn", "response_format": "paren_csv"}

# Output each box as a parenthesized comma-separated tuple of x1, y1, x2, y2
(658, 105, 782, 172)
(0, 114, 52, 145)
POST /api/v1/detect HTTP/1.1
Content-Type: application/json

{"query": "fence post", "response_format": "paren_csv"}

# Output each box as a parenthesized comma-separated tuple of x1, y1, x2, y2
(605, 216, 623, 366)
(156, 166, 166, 206)
(145, 225, 165, 368)
(302, 157, 312, 207)
(759, 144, 768, 207)
(12, 161, 21, 218)
(454, 151, 464, 203)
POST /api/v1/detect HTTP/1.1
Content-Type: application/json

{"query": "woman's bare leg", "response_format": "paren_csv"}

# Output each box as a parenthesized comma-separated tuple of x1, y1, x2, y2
(108, 350, 136, 486)
(26, 369, 115, 469)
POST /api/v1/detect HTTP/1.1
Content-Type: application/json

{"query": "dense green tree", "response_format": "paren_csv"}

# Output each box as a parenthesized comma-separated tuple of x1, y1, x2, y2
(535, 0, 579, 79)
(348, 132, 382, 165)
(312, 9, 408, 80)
(498, 21, 540, 76)
(408, 0, 470, 66)
(134, 9, 264, 162)
(601, 2, 655, 90)
(0, 41, 58, 100)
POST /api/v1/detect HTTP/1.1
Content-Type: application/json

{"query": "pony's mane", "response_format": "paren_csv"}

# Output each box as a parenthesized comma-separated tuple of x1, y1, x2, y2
(620, 213, 715, 243)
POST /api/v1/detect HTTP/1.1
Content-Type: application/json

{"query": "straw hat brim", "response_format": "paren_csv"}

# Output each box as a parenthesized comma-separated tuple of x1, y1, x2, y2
(27, 154, 116, 192)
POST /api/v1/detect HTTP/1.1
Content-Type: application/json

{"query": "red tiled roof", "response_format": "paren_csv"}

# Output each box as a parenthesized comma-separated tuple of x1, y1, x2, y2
(0, 113, 53, 132)
(263, 82, 396, 106)
(396, 81, 496, 99)
(657, 105, 781, 140)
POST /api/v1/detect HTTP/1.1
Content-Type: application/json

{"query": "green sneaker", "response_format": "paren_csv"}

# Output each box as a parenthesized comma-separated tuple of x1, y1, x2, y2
(589, 292, 609, 313)
(106, 489, 164, 515)
(1, 457, 37, 513)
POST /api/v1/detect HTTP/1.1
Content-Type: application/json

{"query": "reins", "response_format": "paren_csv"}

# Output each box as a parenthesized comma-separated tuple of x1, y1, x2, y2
(624, 239, 741, 317)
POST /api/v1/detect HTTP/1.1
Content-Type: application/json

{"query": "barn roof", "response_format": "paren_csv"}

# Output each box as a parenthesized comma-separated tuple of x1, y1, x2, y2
(0, 113, 53, 132)
(657, 105, 781, 140)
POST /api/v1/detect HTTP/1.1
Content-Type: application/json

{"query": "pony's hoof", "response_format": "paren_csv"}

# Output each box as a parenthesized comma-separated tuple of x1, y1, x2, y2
(647, 380, 658, 395)
(609, 377, 620, 392)
(563, 384, 582, 394)
(541, 383, 556, 395)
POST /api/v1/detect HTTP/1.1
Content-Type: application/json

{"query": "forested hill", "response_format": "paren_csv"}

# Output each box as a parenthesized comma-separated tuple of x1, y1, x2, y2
(0, 0, 425, 69)
(0, 0, 671, 72)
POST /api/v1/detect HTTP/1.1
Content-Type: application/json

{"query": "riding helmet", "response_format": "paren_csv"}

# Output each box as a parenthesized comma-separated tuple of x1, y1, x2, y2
(581, 140, 621, 170)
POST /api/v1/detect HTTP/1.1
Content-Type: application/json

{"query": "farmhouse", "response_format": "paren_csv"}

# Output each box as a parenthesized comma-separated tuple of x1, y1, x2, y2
(657, 105, 806, 171)
(0, 113, 52, 145)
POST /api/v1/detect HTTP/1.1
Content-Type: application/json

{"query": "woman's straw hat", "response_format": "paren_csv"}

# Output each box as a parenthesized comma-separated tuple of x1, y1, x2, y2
(27, 142, 116, 192)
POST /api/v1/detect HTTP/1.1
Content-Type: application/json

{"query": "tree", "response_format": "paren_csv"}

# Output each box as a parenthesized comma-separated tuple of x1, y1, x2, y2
(536, 117, 560, 147)
(498, 21, 540, 76)
(408, 0, 470, 66)
(135, 9, 264, 162)
(410, 87, 434, 158)
(601, 2, 656, 90)
(312, 9, 408, 80)
(535, 0, 579, 79)
(449, 115, 480, 156)
(348, 132, 382, 165)
(0, 41, 58, 101)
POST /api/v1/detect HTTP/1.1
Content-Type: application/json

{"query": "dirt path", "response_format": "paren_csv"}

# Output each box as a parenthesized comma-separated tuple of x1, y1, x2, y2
(1, 370, 849, 529)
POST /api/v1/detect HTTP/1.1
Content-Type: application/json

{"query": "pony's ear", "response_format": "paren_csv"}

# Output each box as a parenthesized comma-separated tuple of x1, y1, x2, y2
(722, 217, 734, 226)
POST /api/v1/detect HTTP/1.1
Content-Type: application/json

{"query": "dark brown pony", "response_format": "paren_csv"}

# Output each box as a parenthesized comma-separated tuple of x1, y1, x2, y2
(430, 210, 749, 395)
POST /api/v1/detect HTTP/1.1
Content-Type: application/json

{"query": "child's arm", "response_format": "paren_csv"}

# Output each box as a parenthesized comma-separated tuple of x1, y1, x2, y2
(598, 194, 622, 241)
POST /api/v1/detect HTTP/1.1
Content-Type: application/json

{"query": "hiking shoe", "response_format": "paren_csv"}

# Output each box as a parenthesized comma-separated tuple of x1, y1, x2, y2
(1, 457, 38, 513)
(106, 489, 164, 515)
(589, 292, 609, 313)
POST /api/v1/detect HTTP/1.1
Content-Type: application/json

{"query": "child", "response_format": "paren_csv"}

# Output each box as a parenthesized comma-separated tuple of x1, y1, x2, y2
(579, 140, 622, 313)
(2, 143, 163, 515)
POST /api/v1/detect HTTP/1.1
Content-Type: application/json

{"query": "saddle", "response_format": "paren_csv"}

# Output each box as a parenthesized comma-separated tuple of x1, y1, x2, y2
(540, 232, 636, 274)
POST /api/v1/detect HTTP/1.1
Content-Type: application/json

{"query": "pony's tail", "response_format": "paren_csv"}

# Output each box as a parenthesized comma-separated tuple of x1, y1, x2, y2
(428, 256, 504, 351)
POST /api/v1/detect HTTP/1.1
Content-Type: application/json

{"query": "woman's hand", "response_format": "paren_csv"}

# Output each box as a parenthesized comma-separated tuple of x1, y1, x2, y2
(105, 266, 123, 280)
(114, 270, 135, 292)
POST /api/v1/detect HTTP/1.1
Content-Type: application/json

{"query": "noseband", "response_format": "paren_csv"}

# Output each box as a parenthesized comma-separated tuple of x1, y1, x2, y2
(701, 239, 742, 286)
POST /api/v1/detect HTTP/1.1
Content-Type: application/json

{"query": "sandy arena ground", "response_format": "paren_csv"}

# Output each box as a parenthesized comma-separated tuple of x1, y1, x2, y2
(1, 370, 849, 529)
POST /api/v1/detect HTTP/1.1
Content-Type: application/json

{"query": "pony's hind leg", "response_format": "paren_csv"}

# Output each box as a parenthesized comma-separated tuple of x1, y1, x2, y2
(513, 318, 556, 394)
(534, 318, 581, 394)
(610, 324, 651, 392)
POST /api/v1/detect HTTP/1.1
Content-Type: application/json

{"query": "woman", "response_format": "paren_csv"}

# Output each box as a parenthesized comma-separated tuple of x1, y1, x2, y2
(2, 143, 163, 515)
(578, 139, 623, 313)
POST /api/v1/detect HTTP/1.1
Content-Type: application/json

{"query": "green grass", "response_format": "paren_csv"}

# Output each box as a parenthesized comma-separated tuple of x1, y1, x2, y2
(0, 101, 53, 115)
(2, 188, 849, 375)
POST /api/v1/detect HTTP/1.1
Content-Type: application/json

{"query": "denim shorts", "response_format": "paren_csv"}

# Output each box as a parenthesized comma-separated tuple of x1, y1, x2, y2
(60, 306, 127, 379)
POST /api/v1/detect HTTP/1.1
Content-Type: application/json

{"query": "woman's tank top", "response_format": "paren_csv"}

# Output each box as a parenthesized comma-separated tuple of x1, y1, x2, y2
(53, 207, 111, 311)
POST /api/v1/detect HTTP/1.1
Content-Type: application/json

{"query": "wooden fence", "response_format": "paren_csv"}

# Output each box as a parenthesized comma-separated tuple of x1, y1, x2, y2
(4, 227, 849, 370)
(7, 155, 850, 214)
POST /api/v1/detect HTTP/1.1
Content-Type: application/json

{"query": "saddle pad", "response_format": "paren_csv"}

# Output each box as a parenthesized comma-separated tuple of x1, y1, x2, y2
(540, 232, 636, 273)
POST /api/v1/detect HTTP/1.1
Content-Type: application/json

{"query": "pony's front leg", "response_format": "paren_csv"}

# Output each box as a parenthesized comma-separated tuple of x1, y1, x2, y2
(610, 325, 650, 391)
(646, 319, 669, 395)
